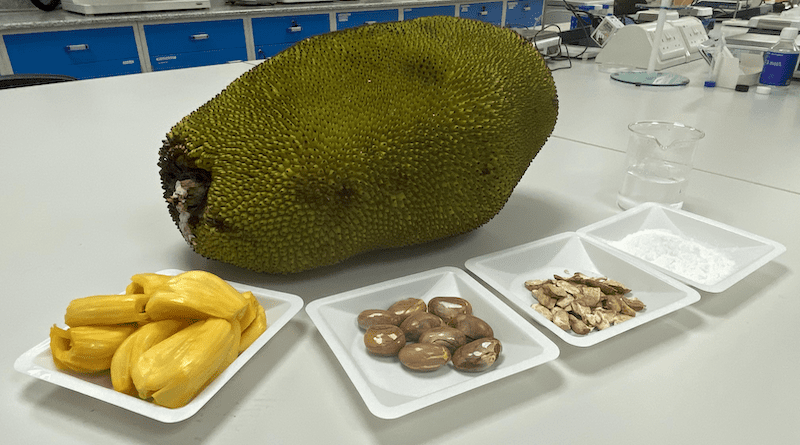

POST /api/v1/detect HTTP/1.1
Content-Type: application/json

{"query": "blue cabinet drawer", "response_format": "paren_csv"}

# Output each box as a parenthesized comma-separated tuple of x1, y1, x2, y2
(144, 19, 247, 71)
(150, 47, 246, 71)
(402, 5, 457, 20)
(335, 9, 399, 30)
(458, 2, 503, 25)
(253, 14, 330, 45)
(3, 26, 141, 79)
(253, 13, 330, 59)
(505, 1, 545, 27)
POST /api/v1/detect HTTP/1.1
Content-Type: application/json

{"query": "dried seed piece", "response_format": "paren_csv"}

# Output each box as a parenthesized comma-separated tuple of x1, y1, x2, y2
(546, 283, 569, 298)
(525, 273, 641, 335)
(532, 303, 553, 321)
(524, 279, 546, 290)
(555, 280, 582, 296)
(577, 286, 604, 307)
(571, 301, 592, 322)
(613, 313, 634, 325)
(622, 296, 646, 312)
(551, 307, 570, 331)
(569, 314, 593, 335)
(532, 288, 556, 310)
(555, 294, 574, 309)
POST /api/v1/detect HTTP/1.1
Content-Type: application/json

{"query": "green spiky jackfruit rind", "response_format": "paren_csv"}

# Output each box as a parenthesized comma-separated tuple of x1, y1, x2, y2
(159, 16, 558, 274)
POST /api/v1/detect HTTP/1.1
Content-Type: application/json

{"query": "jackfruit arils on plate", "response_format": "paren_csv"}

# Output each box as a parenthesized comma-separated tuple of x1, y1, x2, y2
(159, 16, 559, 274)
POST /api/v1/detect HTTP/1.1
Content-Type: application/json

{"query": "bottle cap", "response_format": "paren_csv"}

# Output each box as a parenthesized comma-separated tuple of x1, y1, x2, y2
(755, 85, 771, 95)
(780, 27, 799, 40)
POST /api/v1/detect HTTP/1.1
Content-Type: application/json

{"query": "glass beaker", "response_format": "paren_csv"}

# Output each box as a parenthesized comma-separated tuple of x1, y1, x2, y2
(617, 121, 705, 210)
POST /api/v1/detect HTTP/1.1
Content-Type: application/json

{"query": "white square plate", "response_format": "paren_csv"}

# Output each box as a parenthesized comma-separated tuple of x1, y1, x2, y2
(14, 269, 304, 423)
(465, 233, 701, 347)
(577, 203, 787, 293)
(305, 266, 560, 419)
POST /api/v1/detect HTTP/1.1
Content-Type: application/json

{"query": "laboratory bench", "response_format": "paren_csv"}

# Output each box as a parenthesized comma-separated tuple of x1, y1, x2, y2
(0, 0, 546, 77)
(1, 53, 799, 444)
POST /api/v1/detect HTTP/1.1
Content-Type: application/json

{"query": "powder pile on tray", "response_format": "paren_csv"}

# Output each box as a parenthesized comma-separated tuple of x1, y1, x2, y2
(608, 228, 735, 285)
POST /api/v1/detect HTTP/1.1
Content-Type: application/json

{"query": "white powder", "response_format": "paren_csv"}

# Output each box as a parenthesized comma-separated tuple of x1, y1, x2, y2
(608, 229, 736, 285)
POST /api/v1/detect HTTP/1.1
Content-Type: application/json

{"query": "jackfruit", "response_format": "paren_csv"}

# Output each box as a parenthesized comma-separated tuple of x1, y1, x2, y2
(110, 319, 187, 395)
(64, 293, 150, 327)
(50, 324, 136, 373)
(125, 272, 171, 295)
(144, 270, 249, 322)
(158, 16, 558, 274)
(131, 318, 237, 408)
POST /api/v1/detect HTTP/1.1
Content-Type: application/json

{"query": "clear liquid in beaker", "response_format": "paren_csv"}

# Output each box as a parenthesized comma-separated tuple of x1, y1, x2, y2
(617, 166, 687, 210)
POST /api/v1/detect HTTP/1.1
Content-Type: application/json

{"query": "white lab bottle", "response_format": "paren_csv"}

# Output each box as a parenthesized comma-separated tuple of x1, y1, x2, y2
(758, 27, 799, 92)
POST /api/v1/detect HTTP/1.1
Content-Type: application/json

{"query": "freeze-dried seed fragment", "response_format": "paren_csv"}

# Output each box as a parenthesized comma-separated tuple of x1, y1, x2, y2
(533, 303, 553, 321)
(622, 296, 646, 312)
(524, 272, 641, 335)
(552, 307, 570, 331)
(569, 314, 593, 335)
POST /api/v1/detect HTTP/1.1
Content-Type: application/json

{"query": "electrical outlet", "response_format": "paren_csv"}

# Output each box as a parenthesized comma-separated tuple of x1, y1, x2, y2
(671, 17, 709, 60)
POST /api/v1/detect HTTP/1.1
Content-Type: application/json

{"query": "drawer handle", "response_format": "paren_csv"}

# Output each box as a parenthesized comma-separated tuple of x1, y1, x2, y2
(480, 10, 488, 16)
(289, 21, 302, 33)
(65, 44, 89, 52)
(365, 21, 377, 25)
(523, 5, 531, 11)
(191, 33, 210, 41)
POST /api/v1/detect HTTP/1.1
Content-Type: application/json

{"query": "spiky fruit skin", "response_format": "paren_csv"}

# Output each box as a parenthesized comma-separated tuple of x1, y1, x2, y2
(159, 16, 558, 274)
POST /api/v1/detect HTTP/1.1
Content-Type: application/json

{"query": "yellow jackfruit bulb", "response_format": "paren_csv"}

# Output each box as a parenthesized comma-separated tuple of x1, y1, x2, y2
(239, 303, 267, 354)
(158, 16, 558, 274)
(64, 294, 150, 327)
(217, 318, 241, 377)
(238, 291, 258, 331)
(110, 319, 187, 395)
(144, 270, 248, 322)
(125, 273, 171, 295)
(50, 324, 136, 373)
(131, 318, 236, 408)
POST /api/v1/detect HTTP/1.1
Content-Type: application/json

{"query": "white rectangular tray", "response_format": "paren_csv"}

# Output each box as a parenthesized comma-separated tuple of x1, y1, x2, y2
(577, 203, 787, 293)
(465, 233, 701, 347)
(305, 266, 560, 419)
(14, 269, 304, 423)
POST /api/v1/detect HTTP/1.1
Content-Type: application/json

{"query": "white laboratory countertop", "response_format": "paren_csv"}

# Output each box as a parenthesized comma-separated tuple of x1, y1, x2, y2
(550, 58, 800, 195)
(1, 56, 799, 444)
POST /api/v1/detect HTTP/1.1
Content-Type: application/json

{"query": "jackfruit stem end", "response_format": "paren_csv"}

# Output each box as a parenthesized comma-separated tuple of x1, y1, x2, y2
(159, 136, 210, 245)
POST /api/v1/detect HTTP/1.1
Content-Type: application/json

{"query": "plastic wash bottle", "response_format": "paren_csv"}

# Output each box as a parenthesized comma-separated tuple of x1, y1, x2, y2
(758, 27, 799, 91)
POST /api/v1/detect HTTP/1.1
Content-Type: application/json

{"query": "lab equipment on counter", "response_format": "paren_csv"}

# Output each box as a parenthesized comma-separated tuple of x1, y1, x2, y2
(591, 15, 625, 46)
(758, 27, 799, 90)
(723, 16, 800, 79)
(617, 121, 704, 211)
(700, 26, 762, 89)
(60, 0, 209, 15)
(595, 16, 708, 70)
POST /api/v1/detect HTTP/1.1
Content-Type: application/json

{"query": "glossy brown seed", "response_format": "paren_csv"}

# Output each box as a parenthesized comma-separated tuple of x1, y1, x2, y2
(418, 326, 468, 354)
(448, 314, 493, 341)
(399, 311, 443, 342)
(398, 343, 451, 372)
(387, 297, 427, 323)
(452, 338, 502, 372)
(364, 324, 406, 356)
(357, 309, 401, 330)
(427, 296, 473, 324)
